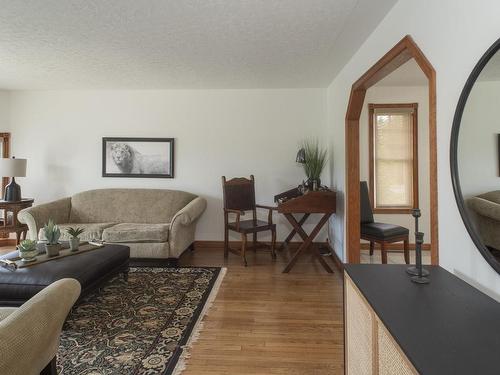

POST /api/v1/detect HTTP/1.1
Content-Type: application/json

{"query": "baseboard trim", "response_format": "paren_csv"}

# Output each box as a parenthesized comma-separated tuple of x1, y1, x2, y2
(326, 239, 344, 272)
(360, 242, 431, 251)
(0, 239, 16, 247)
(194, 240, 326, 250)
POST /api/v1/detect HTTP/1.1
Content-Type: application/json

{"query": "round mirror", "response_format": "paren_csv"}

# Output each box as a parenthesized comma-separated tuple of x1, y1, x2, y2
(451, 38, 500, 273)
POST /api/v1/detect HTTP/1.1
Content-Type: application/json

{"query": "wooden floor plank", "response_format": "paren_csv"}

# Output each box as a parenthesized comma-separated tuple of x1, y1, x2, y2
(179, 245, 344, 375)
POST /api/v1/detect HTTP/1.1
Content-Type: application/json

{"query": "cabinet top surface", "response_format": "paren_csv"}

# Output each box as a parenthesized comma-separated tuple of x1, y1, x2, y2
(345, 264, 500, 375)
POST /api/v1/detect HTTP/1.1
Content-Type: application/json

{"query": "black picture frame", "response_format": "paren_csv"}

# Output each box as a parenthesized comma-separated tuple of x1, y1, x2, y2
(102, 137, 174, 178)
(450, 37, 500, 274)
(498, 134, 500, 177)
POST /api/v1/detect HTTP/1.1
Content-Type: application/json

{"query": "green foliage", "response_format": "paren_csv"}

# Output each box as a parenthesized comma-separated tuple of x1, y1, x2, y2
(19, 239, 37, 252)
(43, 219, 61, 245)
(67, 227, 85, 239)
(301, 139, 327, 181)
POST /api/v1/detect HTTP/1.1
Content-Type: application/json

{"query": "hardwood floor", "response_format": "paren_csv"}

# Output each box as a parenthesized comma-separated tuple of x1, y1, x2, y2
(0, 243, 344, 374)
(0, 242, 429, 373)
(179, 245, 344, 374)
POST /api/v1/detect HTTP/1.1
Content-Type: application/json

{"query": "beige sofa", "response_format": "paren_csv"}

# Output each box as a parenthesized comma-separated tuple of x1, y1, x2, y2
(467, 190, 500, 251)
(18, 188, 206, 260)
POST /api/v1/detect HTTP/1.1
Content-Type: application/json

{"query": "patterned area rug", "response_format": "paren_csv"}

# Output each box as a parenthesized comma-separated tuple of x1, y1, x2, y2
(58, 267, 225, 375)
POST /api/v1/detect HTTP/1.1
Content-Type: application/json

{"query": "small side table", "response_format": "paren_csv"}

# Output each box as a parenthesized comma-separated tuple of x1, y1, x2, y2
(0, 199, 34, 245)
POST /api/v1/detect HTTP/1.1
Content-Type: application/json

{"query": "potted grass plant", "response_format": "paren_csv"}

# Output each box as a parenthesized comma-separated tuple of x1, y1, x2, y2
(17, 239, 38, 262)
(66, 227, 85, 252)
(43, 219, 61, 257)
(300, 139, 327, 190)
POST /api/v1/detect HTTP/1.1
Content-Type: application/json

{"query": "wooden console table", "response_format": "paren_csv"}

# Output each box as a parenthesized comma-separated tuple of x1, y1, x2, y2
(276, 190, 336, 273)
(0, 199, 34, 245)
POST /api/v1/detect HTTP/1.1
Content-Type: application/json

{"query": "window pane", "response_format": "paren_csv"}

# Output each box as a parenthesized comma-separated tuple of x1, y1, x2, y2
(374, 110, 414, 208)
(376, 160, 413, 206)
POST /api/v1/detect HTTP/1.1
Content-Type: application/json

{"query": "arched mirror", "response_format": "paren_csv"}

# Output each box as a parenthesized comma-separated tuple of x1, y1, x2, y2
(451, 38, 500, 273)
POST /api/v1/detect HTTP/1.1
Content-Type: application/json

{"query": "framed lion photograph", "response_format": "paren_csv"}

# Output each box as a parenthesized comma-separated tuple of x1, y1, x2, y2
(102, 137, 174, 178)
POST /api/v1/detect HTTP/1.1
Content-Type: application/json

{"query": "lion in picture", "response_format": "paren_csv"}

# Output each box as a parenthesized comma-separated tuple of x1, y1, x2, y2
(109, 142, 169, 175)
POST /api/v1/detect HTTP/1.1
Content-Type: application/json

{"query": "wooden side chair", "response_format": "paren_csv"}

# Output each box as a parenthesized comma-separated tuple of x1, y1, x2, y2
(222, 175, 276, 266)
(360, 181, 410, 264)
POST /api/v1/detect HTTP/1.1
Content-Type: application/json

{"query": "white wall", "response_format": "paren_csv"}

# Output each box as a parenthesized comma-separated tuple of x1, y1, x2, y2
(359, 85, 430, 241)
(8, 89, 328, 241)
(459, 81, 500, 198)
(327, 0, 500, 297)
(0, 91, 10, 131)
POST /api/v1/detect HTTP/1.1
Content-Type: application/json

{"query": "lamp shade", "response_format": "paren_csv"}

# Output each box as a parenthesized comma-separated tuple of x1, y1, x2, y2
(0, 158, 27, 177)
(296, 148, 306, 164)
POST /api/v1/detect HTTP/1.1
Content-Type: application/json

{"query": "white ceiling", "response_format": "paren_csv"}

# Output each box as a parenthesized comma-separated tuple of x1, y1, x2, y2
(0, 0, 397, 89)
(375, 59, 428, 87)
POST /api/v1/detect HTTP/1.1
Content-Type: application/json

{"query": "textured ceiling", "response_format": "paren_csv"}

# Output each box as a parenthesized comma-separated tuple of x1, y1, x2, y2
(0, 0, 397, 89)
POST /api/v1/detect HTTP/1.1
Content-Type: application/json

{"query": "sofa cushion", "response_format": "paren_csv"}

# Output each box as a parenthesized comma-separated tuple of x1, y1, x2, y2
(102, 223, 169, 243)
(69, 189, 196, 224)
(38, 223, 116, 242)
(477, 190, 500, 205)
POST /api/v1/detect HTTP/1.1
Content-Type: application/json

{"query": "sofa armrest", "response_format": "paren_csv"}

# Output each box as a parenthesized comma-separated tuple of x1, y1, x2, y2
(0, 278, 80, 375)
(468, 196, 500, 222)
(18, 198, 71, 240)
(171, 197, 207, 226)
(169, 197, 207, 258)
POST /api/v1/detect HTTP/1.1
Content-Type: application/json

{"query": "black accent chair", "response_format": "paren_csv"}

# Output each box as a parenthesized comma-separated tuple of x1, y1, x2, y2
(360, 181, 409, 264)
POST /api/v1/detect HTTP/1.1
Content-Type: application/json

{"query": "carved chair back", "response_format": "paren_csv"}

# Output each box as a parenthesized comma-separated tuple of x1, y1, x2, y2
(222, 175, 257, 221)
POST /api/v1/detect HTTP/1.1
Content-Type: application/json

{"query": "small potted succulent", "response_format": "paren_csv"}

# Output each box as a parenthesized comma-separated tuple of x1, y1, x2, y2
(43, 219, 61, 257)
(17, 239, 38, 262)
(66, 227, 85, 252)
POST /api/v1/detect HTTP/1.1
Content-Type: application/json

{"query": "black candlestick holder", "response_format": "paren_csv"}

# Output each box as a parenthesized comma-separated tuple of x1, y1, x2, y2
(410, 231, 430, 284)
(406, 209, 430, 283)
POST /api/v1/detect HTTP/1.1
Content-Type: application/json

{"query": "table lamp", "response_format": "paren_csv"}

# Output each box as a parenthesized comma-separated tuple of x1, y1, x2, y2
(296, 148, 306, 163)
(0, 157, 27, 202)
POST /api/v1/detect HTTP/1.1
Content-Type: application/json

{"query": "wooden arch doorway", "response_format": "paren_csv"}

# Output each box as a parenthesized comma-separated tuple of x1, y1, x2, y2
(345, 35, 438, 264)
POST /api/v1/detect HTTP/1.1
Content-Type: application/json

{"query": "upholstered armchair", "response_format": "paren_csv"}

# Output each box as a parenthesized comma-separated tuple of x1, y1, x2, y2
(0, 278, 81, 375)
(468, 191, 500, 251)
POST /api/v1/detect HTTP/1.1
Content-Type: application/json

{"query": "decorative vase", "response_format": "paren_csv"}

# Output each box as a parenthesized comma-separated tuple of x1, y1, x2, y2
(18, 248, 37, 262)
(307, 178, 321, 191)
(45, 243, 61, 257)
(69, 237, 80, 252)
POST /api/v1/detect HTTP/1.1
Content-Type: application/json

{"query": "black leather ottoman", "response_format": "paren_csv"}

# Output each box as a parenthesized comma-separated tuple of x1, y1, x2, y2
(0, 244, 129, 306)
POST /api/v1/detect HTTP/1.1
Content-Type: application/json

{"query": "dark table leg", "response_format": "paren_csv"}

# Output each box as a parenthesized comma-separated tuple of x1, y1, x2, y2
(282, 213, 333, 273)
(41, 356, 57, 375)
(278, 213, 310, 251)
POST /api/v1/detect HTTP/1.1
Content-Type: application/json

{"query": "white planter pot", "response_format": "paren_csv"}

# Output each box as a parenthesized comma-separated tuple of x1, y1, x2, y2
(18, 248, 37, 262)
(45, 243, 61, 257)
(69, 237, 80, 251)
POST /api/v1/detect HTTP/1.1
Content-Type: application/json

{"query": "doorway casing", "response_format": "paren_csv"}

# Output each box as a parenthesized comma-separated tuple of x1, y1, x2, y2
(345, 35, 438, 264)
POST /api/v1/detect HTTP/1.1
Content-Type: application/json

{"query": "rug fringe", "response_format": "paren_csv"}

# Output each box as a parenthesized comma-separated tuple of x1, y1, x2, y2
(171, 267, 227, 375)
